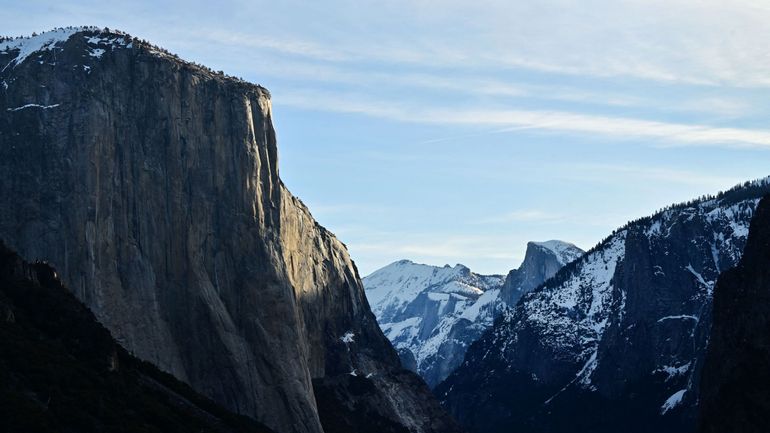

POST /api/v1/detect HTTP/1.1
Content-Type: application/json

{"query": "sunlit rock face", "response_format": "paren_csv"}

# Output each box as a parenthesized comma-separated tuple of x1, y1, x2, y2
(0, 28, 461, 433)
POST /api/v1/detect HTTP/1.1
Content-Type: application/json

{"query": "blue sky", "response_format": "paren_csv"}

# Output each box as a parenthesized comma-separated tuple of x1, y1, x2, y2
(5, 1, 770, 275)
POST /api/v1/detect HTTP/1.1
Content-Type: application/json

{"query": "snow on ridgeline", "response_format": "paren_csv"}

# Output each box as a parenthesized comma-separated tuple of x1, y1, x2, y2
(363, 260, 501, 323)
(1, 27, 82, 71)
(530, 240, 583, 266)
(0, 27, 262, 87)
(0, 27, 137, 75)
(0, 27, 132, 70)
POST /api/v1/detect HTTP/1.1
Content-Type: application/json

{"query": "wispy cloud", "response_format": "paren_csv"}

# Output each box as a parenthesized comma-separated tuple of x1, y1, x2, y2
(350, 235, 525, 264)
(203, 30, 356, 62)
(181, 1, 770, 88)
(277, 91, 770, 149)
(668, 97, 752, 118)
(236, 56, 756, 118)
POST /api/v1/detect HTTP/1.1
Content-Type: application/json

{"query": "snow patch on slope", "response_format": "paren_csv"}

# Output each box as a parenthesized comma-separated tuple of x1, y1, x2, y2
(1, 27, 133, 72)
(460, 288, 500, 323)
(83, 34, 133, 55)
(661, 389, 687, 414)
(1, 28, 80, 70)
(381, 317, 420, 342)
(653, 363, 691, 381)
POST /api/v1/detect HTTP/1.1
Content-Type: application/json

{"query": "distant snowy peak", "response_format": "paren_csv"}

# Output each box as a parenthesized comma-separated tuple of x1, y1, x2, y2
(363, 260, 505, 387)
(529, 240, 584, 266)
(364, 259, 501, 322)
(363, 241, 582, 388)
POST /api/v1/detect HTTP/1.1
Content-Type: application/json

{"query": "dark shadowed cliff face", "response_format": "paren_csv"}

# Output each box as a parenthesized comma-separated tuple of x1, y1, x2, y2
(0, 28, 460, 433)
(699, 196, 770, 433)
(438, 180, 770, 433)
(0, 241, 275, 433)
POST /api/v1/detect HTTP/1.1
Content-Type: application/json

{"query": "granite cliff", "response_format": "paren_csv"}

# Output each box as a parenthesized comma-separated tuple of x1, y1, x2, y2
(0, 27, 460, 433)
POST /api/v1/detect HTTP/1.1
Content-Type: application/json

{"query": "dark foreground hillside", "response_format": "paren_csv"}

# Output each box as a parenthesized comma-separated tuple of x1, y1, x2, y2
(0, 241, 274, 433)
(699, 195, 770, 433)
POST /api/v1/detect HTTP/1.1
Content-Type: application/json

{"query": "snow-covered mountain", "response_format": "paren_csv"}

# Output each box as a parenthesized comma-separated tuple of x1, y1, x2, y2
(438, 178, 770, 433)
(364, 239, 583, 388)
(364, 261, 504, 387)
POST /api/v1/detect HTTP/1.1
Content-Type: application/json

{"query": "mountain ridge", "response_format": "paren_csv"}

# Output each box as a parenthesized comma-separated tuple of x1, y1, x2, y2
(438, 176, 770, 433)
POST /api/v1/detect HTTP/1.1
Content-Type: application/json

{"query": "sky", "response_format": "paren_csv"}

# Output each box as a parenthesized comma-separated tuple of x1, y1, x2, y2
(5, 0, 770, 275)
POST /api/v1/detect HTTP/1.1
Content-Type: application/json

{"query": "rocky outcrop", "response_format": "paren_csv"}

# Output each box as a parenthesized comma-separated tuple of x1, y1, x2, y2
(698, 195, 770, 433)
(499, 240, 583, 306)
(438, 179, 770, 433)
(0, 28, 460, 433)
(0, 241, 275, 433)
